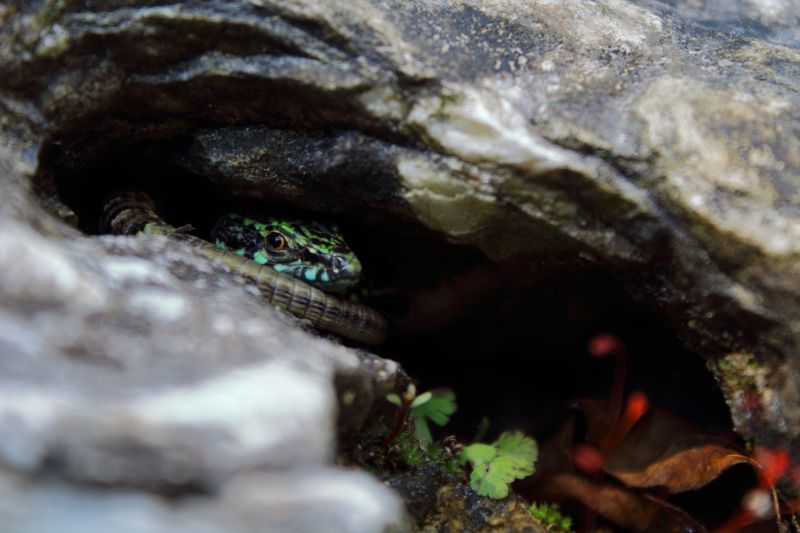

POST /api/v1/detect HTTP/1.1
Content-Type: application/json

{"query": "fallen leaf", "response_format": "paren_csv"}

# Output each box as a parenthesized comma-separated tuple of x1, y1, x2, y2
(537, 473, 708, 532)
(603, 407, 702, 465)
(603, 408, 757, 492)
(571, 397, 619, 444)
(605, 435, 757, 492)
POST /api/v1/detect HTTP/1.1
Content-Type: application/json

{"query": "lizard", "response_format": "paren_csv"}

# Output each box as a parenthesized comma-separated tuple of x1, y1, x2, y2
(102, 191, 387, 345)
(211, 213, 361, 295)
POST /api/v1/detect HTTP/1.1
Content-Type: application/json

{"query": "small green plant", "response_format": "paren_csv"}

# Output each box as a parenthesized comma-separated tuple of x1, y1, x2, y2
(529, 502, 573, 532)
(394, 432, 464, 474)
(387, 387, 457, 447)
(459, 431, 538, 499)
(395, 432, 426, 468)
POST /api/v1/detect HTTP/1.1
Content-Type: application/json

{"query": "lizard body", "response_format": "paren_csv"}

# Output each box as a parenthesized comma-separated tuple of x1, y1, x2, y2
(103, 192, 387, 345)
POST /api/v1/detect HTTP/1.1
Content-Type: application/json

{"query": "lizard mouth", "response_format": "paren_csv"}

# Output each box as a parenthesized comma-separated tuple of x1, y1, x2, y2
(276, 257, 362, 295)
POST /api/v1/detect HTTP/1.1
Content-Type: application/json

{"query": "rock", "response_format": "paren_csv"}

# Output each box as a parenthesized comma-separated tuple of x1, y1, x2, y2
(165, 0, 800, 459)
(0, 213, 383, 481)
(1, 0, 800, 529)
(0, 469, 409, 533)
(0, 199, 407, 530)
(388, 461, 549, 532)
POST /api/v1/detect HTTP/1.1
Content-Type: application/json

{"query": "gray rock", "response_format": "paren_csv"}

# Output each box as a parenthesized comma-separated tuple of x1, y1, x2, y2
(1, 0, 800, 529)
(0, 159, 406, 528)
(168, 0, 800, 457)
(0, 469, 409, 533)
(0, 203, 406, 529)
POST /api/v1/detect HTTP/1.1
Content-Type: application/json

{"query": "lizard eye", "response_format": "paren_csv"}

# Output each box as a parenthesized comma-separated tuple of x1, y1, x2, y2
(265, 232, 287, 250)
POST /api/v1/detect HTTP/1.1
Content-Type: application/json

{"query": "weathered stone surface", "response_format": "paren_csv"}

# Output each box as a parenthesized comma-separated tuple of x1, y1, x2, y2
(0, 196, 407, 530)
(0, 210, 387, 478)
(0, 469, 409, 533)
(142, 0, 800, 455)
(389, 461, 549, 532)
(1, 0, 800, 529)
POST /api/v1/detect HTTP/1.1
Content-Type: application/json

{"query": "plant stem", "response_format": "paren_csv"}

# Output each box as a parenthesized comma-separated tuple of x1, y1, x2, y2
(381, 385, 416, 451)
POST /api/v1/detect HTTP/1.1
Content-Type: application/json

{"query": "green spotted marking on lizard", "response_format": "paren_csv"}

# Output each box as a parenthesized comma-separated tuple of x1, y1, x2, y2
(211, 214, 361, 295)
(102, 191, 387, 345)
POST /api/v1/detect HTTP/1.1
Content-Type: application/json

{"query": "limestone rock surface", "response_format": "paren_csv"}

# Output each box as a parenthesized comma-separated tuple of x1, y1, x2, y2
(1, 0, 800, 529)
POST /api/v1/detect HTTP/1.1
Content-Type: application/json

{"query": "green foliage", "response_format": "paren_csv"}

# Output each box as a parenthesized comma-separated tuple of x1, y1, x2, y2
(396, 432, 426, 468)
(440, 452, 465, 475)
(529, 503, 573, 532)
(386, 393, 402, 406)
(386, 388, 457, 447)
(395, 432, 464, 474)
(410, 389, 457, 447)
(459, 431, 538, 499)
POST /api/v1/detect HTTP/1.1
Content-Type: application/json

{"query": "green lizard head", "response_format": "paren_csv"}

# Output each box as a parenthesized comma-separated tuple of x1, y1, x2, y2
(211, 213, 362, 294)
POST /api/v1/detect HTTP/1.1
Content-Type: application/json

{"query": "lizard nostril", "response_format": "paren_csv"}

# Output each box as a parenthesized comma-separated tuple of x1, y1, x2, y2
(301, 249, 316, 263)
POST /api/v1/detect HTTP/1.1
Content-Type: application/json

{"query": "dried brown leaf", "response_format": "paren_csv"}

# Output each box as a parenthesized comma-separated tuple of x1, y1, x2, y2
(603, 408, 757, 492)
(536, 473, 707, 532)
(606, 435, 757, 492)
(571, 397, 618, 444)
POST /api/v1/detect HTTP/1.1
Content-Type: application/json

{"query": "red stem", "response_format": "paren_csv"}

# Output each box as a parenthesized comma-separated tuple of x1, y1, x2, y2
(381, 397, 413, 452)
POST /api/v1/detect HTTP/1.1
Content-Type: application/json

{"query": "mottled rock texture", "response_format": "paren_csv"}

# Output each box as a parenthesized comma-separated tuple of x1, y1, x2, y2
(1, 0, 799, 529)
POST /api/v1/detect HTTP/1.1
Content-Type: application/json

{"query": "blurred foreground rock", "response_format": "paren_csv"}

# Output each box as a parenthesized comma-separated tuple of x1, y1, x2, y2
(0, 183, 408, 531)
(1, 0, 800, 530)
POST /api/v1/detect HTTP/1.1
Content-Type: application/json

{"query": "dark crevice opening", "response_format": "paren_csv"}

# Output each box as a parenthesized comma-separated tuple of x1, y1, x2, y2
(41, 136, 749, 530)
